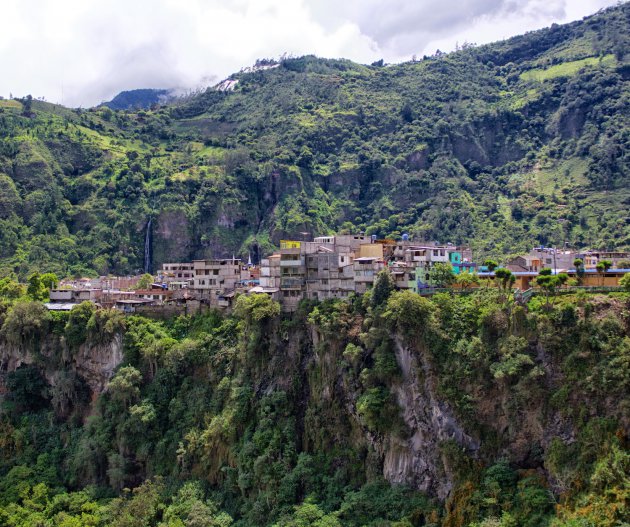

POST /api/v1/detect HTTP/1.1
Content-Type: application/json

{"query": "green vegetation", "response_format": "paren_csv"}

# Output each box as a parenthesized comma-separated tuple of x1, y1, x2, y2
(0, 4, 628, 526)
(0, 283, 627, 526)
(519, 54, 616, 82)
(0, 4, 628, 279)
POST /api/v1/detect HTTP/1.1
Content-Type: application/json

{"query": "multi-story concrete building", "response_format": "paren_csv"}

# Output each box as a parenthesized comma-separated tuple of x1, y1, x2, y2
(353, 257, 385, 294)
(278, 241, 306, 311)
(305, 250, 356, 301)
(49, 288, 102, 304)
(192, 259, 248, 304)
(449, 249, 476, 274)
(158, 263, 194, 289)
(259, 255, 281, 290)
(133, 289, 174, 304)
(389, 262, 415, 291)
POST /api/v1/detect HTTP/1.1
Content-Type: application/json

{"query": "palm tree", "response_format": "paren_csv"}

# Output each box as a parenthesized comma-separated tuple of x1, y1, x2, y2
(596, 259, 612, 286)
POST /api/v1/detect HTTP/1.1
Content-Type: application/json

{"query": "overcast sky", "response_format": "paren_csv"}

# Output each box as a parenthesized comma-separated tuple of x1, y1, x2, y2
(0, 0, 619, 107)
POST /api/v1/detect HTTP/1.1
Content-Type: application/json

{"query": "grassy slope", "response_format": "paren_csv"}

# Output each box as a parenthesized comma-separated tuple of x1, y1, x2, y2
(0, 4, 627, 278)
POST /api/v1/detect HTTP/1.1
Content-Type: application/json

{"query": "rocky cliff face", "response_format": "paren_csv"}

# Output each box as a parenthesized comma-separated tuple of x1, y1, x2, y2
(383, 339, 479, 500)
(297, 324, 475, 500)
(0, 332, 123, 397)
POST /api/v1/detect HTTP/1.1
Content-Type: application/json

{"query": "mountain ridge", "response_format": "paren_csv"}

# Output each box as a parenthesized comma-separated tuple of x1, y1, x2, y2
(0, 3, 627, 278)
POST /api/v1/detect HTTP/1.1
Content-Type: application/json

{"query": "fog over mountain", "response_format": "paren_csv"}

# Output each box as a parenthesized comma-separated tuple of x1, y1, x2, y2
(0, 0, 617, 107)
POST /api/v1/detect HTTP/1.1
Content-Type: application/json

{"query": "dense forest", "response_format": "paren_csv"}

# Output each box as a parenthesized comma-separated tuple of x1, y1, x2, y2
(0, 277, 628, 526)
(0, 4, 628, 278)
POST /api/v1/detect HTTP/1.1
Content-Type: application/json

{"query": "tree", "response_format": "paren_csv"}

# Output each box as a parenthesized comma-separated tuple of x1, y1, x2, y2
(234, 293, 280, 323)
(0, 174, 21, 219)
(573, 258, 585, 284)
(401, 102, 414, 123)
(456, 271, 480, 291)
(383, 290, 435, 336)
(0, 276, 25, 300)
(27, 272, 47, 301)
(87, 309, 125, 344)
(5, 366, 50, 413)
(1, 301, 51, 347)
(274, 499, 340, 527)
(107, 366, 142, 407)
(25, 272, 57, 301)
(620, 273, 630, 292)
(599, 259, 613, 271)
(21, 94, 33, 116)
(40, 273, 58, 290)
(429, 262, 455, 288)
(161, 481, 233, 527)
(135, 273, 154, 290)
(536, 272, 561, 307)
(107, 477, 164, 525)
(484, 260, 498, 290)
(494, 268, 515, 292)
(65, 302, 96, 348)
(371, 268, 395, 307)
(484, 260, 498, 272)
(596, 260, 612, 285)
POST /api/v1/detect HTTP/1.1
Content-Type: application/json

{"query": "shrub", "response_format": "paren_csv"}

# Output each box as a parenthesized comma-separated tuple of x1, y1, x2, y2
(64, 302, 96, 348)
(87, 309, 125, 344)
(1, 301, 51, 347)
(383, 291, 435, 337)
(356, 386, 401, 433)
(234, 294, 280, 323)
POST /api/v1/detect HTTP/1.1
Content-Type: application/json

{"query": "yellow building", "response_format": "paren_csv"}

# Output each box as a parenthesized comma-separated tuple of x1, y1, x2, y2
(280, 240, 301, 249)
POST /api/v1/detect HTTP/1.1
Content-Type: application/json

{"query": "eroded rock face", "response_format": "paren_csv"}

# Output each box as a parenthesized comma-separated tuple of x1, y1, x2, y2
(0, 333, 124, 397)
(382, 339, 479, 500)
(74, 334, 124, 393)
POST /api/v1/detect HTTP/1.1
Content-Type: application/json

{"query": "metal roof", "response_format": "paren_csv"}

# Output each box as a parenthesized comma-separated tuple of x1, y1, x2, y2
(44, 302, 79, 311)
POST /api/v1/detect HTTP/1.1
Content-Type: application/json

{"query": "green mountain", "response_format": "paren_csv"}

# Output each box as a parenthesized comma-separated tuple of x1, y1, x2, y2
(0, 4, 628, 278)
(102, 89, 176, 110)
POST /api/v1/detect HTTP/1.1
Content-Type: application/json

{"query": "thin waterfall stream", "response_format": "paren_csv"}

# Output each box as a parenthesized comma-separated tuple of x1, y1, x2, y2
(144, 218, 152, 273)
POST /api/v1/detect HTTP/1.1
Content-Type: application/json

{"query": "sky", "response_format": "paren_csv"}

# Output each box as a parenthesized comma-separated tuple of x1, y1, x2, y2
(0, 0, 619, 108)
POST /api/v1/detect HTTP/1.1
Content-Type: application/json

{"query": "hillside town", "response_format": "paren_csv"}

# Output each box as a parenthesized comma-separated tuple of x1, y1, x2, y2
(45, 234, 630, 314)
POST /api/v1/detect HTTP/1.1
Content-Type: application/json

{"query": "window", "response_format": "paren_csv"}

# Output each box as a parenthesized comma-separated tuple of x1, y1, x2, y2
(213, 270, 219, 275)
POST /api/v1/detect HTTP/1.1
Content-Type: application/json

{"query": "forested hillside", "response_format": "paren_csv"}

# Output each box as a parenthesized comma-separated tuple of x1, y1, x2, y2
(0, 282, 628, 526)
(0, 4, 628, 278)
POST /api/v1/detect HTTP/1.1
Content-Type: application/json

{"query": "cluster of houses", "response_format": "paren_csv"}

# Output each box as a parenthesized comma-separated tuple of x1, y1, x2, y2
(46, 234, 630, 313)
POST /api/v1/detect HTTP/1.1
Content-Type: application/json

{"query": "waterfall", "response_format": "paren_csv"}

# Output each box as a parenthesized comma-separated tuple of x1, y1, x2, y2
(144, 218, 152, 273)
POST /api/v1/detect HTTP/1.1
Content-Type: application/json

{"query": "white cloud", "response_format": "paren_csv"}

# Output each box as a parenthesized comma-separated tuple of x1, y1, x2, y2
(0, 0, 619, 107)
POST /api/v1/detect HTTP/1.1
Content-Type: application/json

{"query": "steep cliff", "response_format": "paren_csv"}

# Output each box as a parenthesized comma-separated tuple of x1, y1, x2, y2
(0, 333, 123, 395)
(0, 291, 627, 526)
